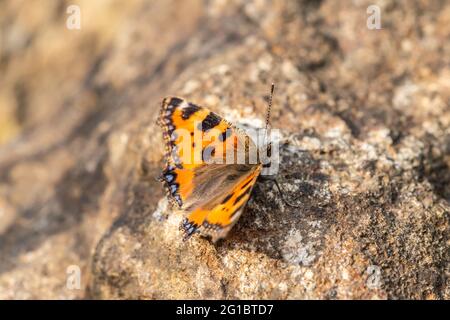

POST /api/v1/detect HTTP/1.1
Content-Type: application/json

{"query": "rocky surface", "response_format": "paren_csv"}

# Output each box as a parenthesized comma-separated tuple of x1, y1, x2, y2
(0, 0, 449, 299)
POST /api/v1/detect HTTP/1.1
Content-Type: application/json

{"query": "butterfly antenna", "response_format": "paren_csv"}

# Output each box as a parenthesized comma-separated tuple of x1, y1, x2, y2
(265, 83, 274, 131)
(264, 83, 275, 148)
(273, 179, 302, 208)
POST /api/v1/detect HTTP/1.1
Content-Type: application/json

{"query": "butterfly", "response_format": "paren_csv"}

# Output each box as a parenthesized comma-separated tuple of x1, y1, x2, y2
(158, 85, 278, 242)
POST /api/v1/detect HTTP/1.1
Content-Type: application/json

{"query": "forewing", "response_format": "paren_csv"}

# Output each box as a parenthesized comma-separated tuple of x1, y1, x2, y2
(158, 97, 255, 208)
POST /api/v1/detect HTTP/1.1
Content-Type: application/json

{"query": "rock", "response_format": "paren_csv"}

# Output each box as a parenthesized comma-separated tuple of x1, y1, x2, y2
(0, 0, 449, 299)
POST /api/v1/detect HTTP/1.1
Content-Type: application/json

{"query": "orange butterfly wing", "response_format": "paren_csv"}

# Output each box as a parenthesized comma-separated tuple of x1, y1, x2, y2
(158, 97, 241, 207)
(158, 97, 261, 241)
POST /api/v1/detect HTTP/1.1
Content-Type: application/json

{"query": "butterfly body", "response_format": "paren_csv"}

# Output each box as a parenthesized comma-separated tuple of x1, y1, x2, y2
(158, 97, 264, 242)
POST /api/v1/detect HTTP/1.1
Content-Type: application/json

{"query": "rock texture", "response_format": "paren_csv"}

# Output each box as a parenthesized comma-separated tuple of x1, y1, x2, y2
(0, 0, 449, 299)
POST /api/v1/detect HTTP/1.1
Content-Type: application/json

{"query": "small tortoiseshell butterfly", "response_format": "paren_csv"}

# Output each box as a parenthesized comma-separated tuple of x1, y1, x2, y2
(158, 85, 277, 242)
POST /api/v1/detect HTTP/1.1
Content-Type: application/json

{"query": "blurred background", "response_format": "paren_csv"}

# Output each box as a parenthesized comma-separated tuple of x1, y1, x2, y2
(0, 0, 449, 299)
